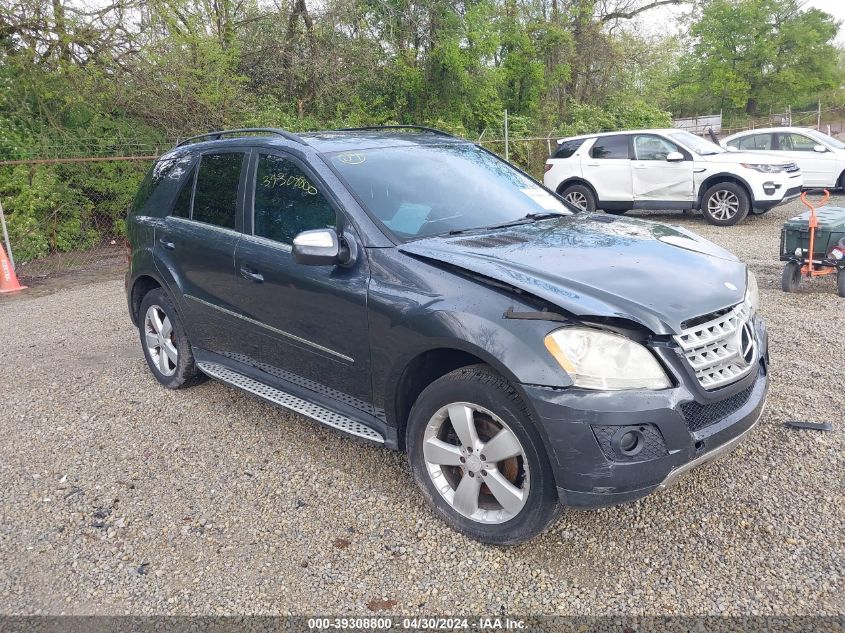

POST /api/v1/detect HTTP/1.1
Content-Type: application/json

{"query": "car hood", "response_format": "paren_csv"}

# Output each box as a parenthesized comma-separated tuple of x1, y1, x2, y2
(699, 150, 790, 165)
(399, 215, 747, 335)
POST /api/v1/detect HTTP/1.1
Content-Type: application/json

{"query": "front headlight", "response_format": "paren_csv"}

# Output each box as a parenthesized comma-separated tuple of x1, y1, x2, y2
(741, 163, 785, 173)
(543, 328, 671, 390)
(745, 269, 760, 313)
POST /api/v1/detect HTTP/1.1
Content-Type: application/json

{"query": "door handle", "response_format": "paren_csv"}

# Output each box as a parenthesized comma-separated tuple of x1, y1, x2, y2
(586, 162, 600, 166)
(158, 238, 176, 250)
(239, 266, 264, 283)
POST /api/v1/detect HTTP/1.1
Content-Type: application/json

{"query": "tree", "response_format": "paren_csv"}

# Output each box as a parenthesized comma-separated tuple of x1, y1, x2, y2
(671, 0, 841, 116)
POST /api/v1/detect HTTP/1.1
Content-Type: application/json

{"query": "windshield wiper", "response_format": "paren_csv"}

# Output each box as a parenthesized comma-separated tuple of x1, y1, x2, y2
(445, 212, 563, 237)
(482, 211, 564, 231)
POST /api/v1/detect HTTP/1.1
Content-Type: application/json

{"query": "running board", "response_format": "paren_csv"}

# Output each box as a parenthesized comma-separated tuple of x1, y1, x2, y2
(197, 361, 385, 444)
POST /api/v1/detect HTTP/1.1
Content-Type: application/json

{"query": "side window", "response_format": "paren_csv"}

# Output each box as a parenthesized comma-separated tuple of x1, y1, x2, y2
(589, 135, 630, 159)
(778, 133, 817, 152)
(254, 154, 336, 245)
(737, 134, 772, 151)
(132, 153, 193, 216)
(192, 152, 245, 229)
(553, 139, 585, 159)
(170, 167, 195, 218)
(632, 135, 682, 161)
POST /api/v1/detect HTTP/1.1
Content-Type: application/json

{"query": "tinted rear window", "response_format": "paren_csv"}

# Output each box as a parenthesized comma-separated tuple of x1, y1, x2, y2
(192, 152, 245, 229)
(590, 135, 630, 159)
(131, 153, 193, 216)
(553, 139, 585, 159)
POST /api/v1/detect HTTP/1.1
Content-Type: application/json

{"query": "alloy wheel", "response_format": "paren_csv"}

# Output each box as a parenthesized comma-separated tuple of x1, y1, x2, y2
(422, 402, 529, 524)
(564, 191, 588, 210)
(144, 305, 178, 376)
(708, 190, 740, 221)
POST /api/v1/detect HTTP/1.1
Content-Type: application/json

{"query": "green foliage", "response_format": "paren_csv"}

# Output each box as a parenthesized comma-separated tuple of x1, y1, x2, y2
(671, 0, 842, 116)
(1, 0, 843, 265)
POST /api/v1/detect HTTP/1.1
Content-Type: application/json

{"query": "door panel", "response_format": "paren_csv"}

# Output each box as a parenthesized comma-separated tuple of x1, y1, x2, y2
(583, 135, 632, 202)
(631, 134, 694, 204)
(154, 151, 248, 353)
(229, 152, 372, 403)
(775, 132, 837, 187)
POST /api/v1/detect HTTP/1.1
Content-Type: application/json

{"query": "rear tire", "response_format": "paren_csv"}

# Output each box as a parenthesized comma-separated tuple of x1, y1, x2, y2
(838, 270, 845, 298)
(782, 261, 802, 293)
(701, 182, 750, 226)
(406, 365, 559, 545)
(559, 184, 596, 213)
(138, 288, 206, 389)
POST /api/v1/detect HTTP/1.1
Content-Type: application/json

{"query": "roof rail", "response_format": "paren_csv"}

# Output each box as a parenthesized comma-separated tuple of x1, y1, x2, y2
(175, 128, 306, 147)
(334, 125, 457, 138)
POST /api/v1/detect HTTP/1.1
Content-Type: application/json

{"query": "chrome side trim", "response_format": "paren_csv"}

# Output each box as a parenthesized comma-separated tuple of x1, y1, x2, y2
(184, 294, 354, 363)
(166, 215, 242, 238)
(658, 406, 763, 491)
(197, 362, 384, 443)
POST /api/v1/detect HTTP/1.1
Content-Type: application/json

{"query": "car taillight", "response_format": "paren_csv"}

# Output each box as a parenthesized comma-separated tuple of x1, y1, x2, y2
(544, 163, 553, 172)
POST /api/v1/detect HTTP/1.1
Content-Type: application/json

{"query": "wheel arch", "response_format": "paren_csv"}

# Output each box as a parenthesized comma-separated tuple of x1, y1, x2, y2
(129, 272, 168, 326)
(555, 177, 599, 202)
(389, 344, 527, 450)
(697, 173, 754, 209)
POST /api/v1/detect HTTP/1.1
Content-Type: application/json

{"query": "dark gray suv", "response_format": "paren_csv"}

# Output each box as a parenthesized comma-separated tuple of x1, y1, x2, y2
(126, 127, 770, 544)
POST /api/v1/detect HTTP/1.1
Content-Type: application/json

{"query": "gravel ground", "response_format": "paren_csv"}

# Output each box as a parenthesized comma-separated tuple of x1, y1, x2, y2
(0, 197, 843, 617)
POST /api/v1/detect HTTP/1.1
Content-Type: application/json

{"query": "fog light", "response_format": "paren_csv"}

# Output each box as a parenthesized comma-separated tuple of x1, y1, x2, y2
(763, 182, 777, 195)
(612, 427, 645, 457)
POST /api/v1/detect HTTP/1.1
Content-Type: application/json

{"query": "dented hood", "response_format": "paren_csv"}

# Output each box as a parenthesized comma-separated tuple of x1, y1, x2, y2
(399, 214, 747, 335)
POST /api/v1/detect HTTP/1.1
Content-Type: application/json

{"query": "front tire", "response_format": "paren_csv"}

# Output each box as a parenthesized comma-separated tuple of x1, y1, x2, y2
(701, 182, 750, 226)
(138, 288, 205, 389)
(406, 365, 559, 545)
(559, 184, 596, 213)
(782, 261, 802, 293)
(838, 269, 845, 298)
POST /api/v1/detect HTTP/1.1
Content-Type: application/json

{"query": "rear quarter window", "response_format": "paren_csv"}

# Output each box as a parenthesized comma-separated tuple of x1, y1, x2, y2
(552, 139, 585, 159)
(589, 135, 630, 159)
(131, 153, 194, 217)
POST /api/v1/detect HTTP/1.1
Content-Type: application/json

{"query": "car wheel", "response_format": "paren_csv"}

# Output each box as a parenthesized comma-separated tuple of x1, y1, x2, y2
(406, 364, 559, 545)
(781, 261, 802, 293)
(138, 288, 205, 389)
(559, 184, 596, 212)
(701, 183, 750, 226)
(838, 269, 845, 298)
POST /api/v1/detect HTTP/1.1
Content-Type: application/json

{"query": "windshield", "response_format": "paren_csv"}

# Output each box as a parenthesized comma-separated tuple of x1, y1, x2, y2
(805, 128, 845, 149)
(669, 131, 725, 156)
(327, 144, 572, 241)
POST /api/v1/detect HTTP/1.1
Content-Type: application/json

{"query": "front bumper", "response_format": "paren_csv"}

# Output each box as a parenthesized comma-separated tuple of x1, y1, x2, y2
(522, 319, 770, 508)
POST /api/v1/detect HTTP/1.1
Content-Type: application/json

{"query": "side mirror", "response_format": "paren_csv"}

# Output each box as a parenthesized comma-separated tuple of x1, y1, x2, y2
(292, 228, 349, 266)
(666, 152, 684, 162)
(814, 144, 827, 153)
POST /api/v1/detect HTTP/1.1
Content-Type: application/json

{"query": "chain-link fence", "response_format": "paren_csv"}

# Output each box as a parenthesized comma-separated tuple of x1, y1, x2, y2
(0, 155, 154, 281)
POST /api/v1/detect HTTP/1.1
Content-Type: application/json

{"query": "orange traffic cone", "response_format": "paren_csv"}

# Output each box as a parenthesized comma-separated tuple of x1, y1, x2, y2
(0, 244, 26, 294)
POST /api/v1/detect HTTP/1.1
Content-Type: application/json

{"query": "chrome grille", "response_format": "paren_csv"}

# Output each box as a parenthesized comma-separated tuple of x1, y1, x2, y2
(783, 162, 800, 173)
(674, 302, 757, 390)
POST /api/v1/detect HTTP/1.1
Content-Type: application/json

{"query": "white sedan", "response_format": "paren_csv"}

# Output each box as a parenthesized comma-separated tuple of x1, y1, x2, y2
(722, 127, 845, 189)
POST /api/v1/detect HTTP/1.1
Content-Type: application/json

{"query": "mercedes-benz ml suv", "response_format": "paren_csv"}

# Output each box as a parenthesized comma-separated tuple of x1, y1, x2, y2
(126, 127, 770, 544)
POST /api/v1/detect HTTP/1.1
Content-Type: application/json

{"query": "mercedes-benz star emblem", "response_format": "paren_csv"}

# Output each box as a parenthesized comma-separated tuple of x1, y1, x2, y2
(737, 321, 756, 366)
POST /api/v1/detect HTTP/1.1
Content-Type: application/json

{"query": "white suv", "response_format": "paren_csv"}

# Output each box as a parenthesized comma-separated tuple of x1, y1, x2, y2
(544, 129, 803, 226)
(721, 127, 845, 189)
